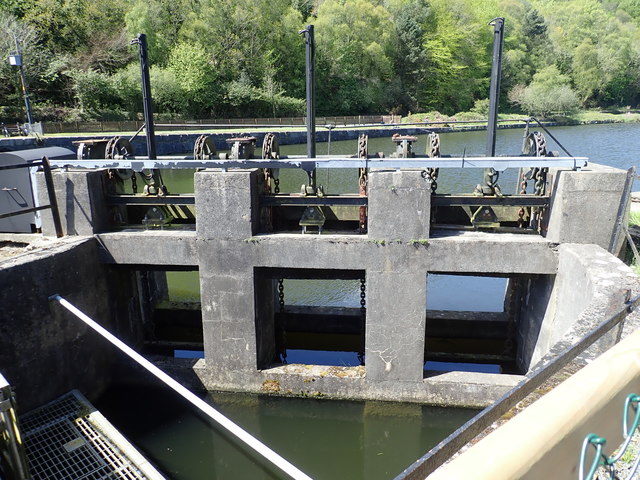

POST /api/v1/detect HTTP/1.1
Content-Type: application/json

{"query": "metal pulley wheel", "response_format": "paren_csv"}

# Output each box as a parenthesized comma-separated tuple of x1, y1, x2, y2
(105, 136, 133, 181)
(193, 135, 217, 160)
(262, 133, 280, 159)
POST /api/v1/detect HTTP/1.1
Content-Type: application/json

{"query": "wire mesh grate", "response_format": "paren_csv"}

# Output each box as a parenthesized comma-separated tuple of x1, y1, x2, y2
(20, 391, 161, 480)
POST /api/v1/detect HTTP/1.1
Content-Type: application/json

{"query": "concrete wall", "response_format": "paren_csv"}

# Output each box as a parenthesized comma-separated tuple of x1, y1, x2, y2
(8, 159, 633, 406)
(0, 238, 143, 410)
(525, 244, 637, 371)
(36, 170, 110, 236)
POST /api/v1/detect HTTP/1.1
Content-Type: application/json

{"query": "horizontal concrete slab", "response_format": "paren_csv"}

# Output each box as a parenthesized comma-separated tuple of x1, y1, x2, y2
(95, 229, 558, 274)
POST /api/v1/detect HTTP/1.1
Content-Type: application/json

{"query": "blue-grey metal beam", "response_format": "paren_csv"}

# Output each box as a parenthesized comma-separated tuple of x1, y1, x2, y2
(46, 155, 588, 172)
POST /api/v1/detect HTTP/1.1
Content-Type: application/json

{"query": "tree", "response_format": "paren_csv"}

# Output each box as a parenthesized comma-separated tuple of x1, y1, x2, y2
(387, 0, 431, 113)
(510, 65, 579, 116)
(314, 0, 395, 114)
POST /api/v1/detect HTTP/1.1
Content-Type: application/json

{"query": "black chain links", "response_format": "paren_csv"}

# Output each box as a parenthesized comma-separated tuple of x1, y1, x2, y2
(277, 279, 286, 363)
(358, 278, 366, 365)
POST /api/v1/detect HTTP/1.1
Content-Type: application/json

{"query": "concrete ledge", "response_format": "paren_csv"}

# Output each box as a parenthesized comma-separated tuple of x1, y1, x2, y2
(95, 230, 558, 274)
(96, 230, 198, 267)
(152, 359, 522, 407)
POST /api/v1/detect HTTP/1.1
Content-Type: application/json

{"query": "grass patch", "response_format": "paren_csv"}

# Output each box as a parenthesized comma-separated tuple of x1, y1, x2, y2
(629, 210, 640, 227)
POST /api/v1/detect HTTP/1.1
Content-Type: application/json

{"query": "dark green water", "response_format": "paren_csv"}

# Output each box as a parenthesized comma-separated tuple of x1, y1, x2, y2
(97, 383, 477, 480)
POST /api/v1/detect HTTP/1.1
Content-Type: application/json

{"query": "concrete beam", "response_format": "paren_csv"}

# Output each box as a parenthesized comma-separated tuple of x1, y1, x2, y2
(95, 230, 198, 267)
(95, 231, 558, 273)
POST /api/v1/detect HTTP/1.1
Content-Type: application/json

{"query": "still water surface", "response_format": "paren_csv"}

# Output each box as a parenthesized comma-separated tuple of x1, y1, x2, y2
(97, 384, 476, 480)
(108, 123, 637, 480)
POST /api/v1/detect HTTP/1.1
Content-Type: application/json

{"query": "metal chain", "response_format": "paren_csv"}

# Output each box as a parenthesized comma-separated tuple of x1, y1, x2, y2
(274, 177, 280, 194)
(277, 278, 286, 364)
(358, 134, 368, 233)
(427, 133, 440, 193)
(278, 279, 285, 312)
(517, 169, 529, 228)
(131, 172, 138, 194)
(358, 278, 366, 365)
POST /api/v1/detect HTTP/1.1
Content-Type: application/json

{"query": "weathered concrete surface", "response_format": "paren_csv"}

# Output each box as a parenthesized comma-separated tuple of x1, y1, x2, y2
(151, 359, 522, 408)
(367, 169, 431, 240)
(515, 274, 555, 371)
(96, 230, 197, 267)
(95, 231, 558, 274)
(546, 164, 628, 250)
(0, 237, 144, 410)
(528, 243, 638, 370)
(366, 272, 426, 382)
(194, 169, 259, 239)
(36, 170, 110, 236)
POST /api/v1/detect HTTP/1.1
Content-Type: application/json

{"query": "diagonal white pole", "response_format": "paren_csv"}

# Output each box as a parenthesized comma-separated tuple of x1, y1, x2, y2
(49, 294, 313, 480)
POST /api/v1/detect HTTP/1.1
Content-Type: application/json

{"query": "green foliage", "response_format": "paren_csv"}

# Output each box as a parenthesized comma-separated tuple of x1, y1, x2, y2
(4, 0, 640, 122)
(510, 65, 580, 116)
(315, 0, 395, 114)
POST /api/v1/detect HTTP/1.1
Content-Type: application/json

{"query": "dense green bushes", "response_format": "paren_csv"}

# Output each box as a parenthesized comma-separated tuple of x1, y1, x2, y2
(2, 0, 640, 122)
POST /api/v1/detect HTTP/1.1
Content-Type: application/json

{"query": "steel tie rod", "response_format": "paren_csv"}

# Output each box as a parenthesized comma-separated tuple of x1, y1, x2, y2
(48, 294, 314, 480)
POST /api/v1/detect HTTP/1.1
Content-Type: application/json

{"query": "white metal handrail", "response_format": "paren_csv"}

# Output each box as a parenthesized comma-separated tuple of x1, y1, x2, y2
(48, 294, 313, 480)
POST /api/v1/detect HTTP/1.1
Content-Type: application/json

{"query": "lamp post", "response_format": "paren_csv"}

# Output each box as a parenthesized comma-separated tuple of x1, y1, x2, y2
(8, 37, 34, 128)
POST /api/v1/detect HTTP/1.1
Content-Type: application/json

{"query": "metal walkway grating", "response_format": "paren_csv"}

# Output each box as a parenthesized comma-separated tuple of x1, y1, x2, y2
(20, 390, 165, 480)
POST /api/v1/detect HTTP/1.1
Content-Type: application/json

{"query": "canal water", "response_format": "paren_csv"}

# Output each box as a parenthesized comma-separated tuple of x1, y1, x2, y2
(101, 123, 638, 480)
(97, 383, 476, 480)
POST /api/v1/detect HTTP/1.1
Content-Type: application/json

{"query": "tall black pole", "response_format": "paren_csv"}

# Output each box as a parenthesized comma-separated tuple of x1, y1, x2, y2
(132, 34, 157, 160)
(14, 37, 33, 126)
(300, 25, 316, 159)
(486, 17, 504, 157)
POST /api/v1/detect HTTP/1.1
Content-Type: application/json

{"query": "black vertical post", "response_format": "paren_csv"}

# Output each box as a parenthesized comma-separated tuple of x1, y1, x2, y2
(14, 37, 33, 126)
(300, 25, 316, 190)
(41, 156, 64, 238)
(486, 17, 505, 157)
(300, 25, 316, 158)
(132, 34, 157, 160)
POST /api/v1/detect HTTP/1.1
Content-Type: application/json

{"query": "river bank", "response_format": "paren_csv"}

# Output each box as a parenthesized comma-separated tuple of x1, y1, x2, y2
(4, 112, 640, 157)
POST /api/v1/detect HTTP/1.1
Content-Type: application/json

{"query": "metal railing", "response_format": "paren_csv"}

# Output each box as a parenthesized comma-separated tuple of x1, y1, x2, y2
(395, 292, 640, 480)
(0, 157, 63, 238)
(0, 374, 31, 480)
(48, 295, 313, 480)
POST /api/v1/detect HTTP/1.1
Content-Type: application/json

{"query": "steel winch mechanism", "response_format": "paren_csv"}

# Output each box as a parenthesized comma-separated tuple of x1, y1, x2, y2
(76, 135, 172, 228)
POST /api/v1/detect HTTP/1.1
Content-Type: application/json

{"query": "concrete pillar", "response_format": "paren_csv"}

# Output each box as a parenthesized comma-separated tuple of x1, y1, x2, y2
(194, 169, 259, 239)
(367, 169, 431, 240)
(365, 272, 426, 383)
(196, 169, 265, 373)
(200, 271, 259, 371)
(545, 164, 628, 250)
(37, 170, 109, 236)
